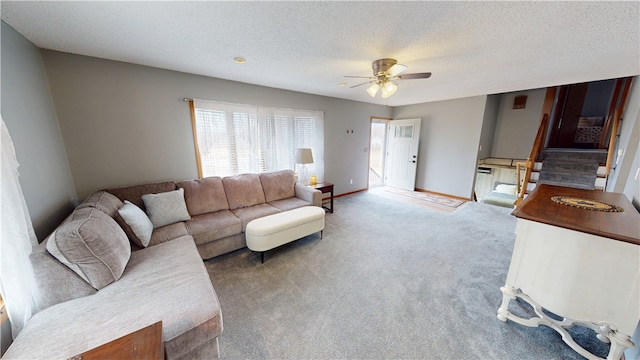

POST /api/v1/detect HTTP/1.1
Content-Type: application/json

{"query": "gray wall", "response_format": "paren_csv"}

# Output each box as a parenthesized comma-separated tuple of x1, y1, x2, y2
(478, 94, 500, 159)
(1, 22, 78, 240)
(40, 50, 392, 199)
(392, 96, 487, 199)
(491, 88, 546, 159)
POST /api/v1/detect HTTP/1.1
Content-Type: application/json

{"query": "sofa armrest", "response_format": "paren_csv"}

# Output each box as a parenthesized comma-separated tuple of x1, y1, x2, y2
(295, 184, 322, 207)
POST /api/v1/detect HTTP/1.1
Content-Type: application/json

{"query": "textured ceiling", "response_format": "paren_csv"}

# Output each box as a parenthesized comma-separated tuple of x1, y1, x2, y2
(2, 1, 639, 106)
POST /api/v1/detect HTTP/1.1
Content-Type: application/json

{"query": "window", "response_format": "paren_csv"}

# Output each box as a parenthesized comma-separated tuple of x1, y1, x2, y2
(190, 100, 324, 180)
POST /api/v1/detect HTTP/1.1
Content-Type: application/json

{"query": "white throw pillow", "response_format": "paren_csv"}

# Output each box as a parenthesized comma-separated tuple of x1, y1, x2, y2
(495, 184, 518, 195)
(117, 200, 154, 247)
(142, 188, 191, 228)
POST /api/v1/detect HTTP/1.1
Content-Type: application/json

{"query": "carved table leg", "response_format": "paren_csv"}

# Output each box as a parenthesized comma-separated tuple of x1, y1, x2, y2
(496, 285, 635, 360)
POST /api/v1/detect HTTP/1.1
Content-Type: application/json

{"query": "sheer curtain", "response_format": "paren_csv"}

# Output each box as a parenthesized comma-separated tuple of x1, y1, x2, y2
(0, 115, 38, 338)
(192, 100, 324, 181)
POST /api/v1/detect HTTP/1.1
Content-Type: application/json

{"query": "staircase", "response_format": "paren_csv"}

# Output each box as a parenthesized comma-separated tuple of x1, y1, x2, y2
(514, 77, 633, 206)
(522, 149, 608, 195)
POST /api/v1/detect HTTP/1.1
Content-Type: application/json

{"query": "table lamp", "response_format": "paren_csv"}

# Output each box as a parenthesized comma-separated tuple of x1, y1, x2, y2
(295, 148, 313, 184)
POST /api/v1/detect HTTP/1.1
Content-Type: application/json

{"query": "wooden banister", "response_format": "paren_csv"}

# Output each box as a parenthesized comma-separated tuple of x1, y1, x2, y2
(605, 109, 622, 176)
(600, 77, 633, 149)
(603, 77, 633, 188)
(515, 161, 526, 201)
(515, 113, 549, 206)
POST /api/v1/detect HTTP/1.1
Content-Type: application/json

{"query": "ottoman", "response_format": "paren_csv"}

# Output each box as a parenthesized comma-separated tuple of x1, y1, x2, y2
(246, 206, 325, 262)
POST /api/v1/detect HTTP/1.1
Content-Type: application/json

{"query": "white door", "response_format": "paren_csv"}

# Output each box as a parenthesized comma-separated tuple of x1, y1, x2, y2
(385, 118, 421, 190)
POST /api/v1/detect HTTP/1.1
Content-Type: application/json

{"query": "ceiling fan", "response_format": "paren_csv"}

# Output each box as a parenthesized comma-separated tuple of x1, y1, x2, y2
(346, 58, 432, 98)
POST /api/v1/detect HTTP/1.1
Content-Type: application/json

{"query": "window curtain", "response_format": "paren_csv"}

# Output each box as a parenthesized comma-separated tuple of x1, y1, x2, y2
(192, 100, 324, 180)
(0, 115, 38, 338)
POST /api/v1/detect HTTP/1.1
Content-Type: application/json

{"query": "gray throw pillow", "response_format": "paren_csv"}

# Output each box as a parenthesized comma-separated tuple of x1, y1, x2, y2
(142, 188, 191, 228)
(116, 200, 154, 247)
(46, 208, 131, 290)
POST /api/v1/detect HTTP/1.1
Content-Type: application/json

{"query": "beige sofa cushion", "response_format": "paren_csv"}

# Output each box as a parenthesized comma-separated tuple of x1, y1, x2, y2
(149, 222, 189, 247)
(46, 208, 131, 290)
(76, 191, 123, 217)
(177, 177, 229, 216)
(185, 210, 242, 245)
(142, 188, 191, 229)
(259, 170, 296, 203)
(30, 238, 97, 311)
(231, 203, 280, 231)
(268, 197, 312, 211)
(222, 173, 266, 210)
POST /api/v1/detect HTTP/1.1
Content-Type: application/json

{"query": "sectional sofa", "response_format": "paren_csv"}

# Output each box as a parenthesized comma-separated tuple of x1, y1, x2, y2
(3, 170, 321, 359)
(107, 169, 322, 260)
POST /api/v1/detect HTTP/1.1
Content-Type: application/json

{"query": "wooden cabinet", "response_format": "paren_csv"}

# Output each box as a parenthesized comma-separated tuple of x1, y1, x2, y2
(68, 322, 164, 360)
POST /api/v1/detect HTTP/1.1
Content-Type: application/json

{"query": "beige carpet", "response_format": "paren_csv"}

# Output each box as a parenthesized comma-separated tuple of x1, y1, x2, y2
(205, 192, 610, 359)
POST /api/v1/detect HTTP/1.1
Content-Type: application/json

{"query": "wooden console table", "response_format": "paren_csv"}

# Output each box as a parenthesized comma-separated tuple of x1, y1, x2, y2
(497, 184, 639, 360)
(68, 321, 164, 360)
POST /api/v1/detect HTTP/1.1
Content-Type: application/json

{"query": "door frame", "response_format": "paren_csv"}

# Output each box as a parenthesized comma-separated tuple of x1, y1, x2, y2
(367, 116, 392, 189)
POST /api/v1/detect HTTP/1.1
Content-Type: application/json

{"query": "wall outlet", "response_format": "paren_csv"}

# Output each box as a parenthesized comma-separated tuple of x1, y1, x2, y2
(350, 179, 353, 184)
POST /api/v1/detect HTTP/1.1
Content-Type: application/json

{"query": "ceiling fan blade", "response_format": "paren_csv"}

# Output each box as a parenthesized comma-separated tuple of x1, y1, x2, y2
(350, 81, 374, 88)
(397, 72, 432, 80)
(387, 64, 407, 77)
(344, 75, 375, 79)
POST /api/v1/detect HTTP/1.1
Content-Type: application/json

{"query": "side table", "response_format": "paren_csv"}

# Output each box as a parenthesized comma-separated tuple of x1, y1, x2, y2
(68, 321, 164, 360)
(309, 182, 334, 213)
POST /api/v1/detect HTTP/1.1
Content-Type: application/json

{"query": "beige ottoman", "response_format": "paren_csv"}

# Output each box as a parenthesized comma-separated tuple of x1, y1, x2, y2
(246, 206, 325, 263)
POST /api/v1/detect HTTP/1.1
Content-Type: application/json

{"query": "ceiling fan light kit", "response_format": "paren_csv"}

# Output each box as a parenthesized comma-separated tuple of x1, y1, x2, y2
(348, 58, 432, 99)
(381, 81, 398, 98)
(366, 83, 380, 97)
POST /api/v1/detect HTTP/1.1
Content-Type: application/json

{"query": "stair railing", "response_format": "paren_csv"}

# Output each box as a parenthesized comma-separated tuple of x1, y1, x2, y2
(515, 161, 527, 200)
(602, 77, 633, 190)
(604, 109, 622, 177)
(515, 113, 549, 206)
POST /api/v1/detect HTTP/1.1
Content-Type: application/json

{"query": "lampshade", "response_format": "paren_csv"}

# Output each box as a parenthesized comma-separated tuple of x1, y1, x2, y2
(381, 81, 398, 98)
(366, 83, 380, 97)
(295, 148, 314, 164)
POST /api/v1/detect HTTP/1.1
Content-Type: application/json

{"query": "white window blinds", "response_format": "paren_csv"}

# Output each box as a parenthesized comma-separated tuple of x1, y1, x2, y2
(191, 100, 324, 180)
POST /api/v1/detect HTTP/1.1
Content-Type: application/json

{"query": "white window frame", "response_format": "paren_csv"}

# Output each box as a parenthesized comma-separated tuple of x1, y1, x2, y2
(189, 100, 324, 181)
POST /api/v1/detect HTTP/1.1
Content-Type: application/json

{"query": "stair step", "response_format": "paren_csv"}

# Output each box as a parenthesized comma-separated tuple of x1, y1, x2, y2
(531, 168, 605, 177)
(522, 148, 608, 195)
(539, 148, 608, 164)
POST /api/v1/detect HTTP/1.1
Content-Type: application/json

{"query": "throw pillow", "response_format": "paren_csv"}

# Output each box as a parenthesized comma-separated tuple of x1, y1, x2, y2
(46, 208, 131, 290)
(495, 184, 518, 195)
(142, 188, 191, 228)
(116, 200, 154, 247)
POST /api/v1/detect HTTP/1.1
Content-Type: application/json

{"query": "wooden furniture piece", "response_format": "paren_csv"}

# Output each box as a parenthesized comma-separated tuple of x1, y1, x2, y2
(68, 321, 164, 360)
(497, 184, 639, 360)
(310, 182, 334, 213)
